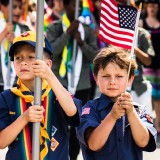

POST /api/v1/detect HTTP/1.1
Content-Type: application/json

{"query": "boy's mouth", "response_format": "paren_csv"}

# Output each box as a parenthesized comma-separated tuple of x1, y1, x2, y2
(108, 88, 118, 90)
(20, 69, 29, 72)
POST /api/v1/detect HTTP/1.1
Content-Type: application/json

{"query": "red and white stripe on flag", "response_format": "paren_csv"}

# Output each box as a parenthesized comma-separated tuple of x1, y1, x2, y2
(99, 0, 138, 49)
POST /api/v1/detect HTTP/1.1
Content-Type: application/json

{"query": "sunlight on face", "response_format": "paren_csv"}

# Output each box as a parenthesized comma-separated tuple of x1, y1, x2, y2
(13, 50, 36, 81)
(95, 62, 133, 102)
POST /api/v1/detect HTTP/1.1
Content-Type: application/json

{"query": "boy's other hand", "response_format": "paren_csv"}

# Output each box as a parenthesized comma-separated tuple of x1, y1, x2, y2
(23, 105, 44, 123)
(118, 92, 134, 114)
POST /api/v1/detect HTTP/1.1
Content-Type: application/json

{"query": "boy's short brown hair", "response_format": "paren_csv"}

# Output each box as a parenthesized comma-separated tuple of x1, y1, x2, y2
(93, 46, 137, 78)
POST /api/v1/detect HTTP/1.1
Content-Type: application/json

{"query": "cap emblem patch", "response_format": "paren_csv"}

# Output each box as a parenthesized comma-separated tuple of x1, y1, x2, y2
(21, 32, 30, 37)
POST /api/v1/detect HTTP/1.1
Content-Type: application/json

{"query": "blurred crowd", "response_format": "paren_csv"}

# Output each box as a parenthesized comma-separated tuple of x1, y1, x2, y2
(0, 0, 160, 160)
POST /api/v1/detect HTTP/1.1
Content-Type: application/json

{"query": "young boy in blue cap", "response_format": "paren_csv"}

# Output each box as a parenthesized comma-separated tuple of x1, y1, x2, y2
(0, 31, 81, 160)
(76, 46, 157, 160)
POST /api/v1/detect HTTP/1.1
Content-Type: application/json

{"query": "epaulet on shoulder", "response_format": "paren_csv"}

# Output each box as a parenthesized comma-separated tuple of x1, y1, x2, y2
(1, 89, 14, 98)
(133, 101, 144, 109)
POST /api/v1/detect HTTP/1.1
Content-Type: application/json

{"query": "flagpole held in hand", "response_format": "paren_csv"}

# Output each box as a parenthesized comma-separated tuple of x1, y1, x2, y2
(32, 1, 44, 160)
(123, 3, 142, 136)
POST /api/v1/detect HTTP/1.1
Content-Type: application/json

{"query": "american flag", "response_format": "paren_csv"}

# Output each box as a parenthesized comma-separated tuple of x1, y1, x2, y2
(81, 107, 90, 115)
(99, 0, 138, 49)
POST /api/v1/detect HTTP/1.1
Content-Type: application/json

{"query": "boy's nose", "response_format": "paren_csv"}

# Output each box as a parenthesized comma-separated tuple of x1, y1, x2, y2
(20, 61, 27, 65)
(109, 78, 116, 85)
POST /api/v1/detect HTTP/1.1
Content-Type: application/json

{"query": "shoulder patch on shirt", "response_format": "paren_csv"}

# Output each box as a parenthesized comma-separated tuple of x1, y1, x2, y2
(81, 107, 90, 116)
(145, 114, 153, 123)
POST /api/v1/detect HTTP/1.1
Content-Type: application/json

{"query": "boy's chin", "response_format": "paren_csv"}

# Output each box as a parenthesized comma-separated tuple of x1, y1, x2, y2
(107, 95, 120, 102)
(19, 77, 35, 81)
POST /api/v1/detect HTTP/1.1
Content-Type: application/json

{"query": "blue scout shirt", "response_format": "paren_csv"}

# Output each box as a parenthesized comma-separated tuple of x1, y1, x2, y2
(0, 89, 81, 160)
(77, 94, 157, 160)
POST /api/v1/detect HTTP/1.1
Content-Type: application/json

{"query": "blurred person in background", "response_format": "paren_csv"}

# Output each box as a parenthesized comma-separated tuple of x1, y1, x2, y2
(0, 0, 30, 92)
(126, 0, 155, 117)
(19, 0, 37, 31)
(130, 27, 155, 115)
(44, 0, 64, 33)
(139, 0, 160, 134)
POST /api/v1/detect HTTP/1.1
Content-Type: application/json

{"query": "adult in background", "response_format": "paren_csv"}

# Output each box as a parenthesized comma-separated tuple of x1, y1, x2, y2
(127, 0, 155, 117)
(139, 0, 160, 134)
(46, 0, 98, 159)
(44, 0, 64, 33)
(130, 27, 155, 116)
(0, 0, 29, 92)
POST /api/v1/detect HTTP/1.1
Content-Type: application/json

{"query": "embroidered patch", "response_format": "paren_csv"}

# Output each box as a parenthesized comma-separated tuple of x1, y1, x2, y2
(21, 32, 30, 37)
(51, 126, 57, 137)
(145, 114, 153, 123)
(9, 111, 16, 115)
(81, 107, 90, 115)
(50, 137, 59, 151)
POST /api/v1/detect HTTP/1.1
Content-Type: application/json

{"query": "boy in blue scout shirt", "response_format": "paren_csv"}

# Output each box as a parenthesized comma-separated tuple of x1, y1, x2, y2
(76, 46, 157, 160)
(0, 31, 81, 160)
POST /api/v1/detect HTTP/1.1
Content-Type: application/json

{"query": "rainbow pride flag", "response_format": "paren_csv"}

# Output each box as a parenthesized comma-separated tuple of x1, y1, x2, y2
(79, 0, 94, 28)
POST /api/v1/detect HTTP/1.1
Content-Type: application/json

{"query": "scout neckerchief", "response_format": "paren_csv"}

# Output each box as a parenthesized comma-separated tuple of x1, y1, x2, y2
(0, 12, 20, 90)
(11, 78, 58, 160)
(59, 13, 84, 94)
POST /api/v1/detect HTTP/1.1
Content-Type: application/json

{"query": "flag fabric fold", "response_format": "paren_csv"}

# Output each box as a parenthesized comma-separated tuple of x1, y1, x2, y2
(99, 0, 138, 49)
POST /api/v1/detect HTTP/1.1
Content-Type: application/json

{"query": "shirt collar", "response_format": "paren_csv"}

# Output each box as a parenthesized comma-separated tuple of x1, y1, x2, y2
(98, 94, 114, 111)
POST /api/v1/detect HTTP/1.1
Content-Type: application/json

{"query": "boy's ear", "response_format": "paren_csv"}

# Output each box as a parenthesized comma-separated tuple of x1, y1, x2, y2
(45, 59, 52, 69)
(93, 74, 99, 86)
(127, 75, 134, 87)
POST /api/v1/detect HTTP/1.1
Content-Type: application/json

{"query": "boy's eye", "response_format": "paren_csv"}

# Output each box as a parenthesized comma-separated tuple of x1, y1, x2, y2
(102, 75, 109, 78)
(29, 56, 35, 59)
(14, 57, 21, 60)
(117, 75, 123, 78)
